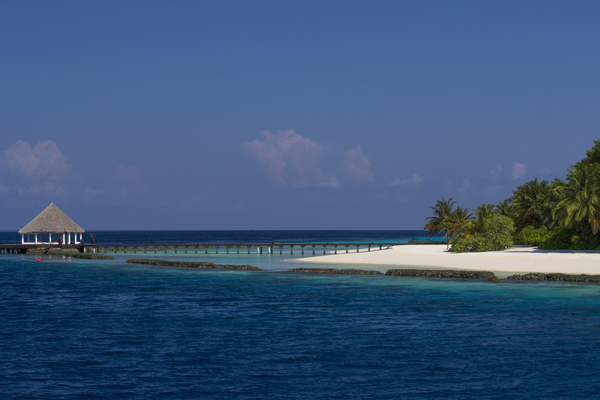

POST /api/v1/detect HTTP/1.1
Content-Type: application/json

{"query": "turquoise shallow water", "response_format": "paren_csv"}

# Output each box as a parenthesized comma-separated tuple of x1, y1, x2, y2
(2, 231, 600, 399)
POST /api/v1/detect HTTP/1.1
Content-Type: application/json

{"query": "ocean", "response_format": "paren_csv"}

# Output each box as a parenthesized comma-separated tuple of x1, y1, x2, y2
(1, 231, 600, 399)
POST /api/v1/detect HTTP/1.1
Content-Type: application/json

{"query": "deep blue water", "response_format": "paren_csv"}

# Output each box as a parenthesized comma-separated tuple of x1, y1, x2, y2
(2, 231, 600, 399)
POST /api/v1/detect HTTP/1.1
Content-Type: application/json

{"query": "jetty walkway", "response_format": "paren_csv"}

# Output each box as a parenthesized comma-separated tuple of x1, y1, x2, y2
(0, 239, 445, 255)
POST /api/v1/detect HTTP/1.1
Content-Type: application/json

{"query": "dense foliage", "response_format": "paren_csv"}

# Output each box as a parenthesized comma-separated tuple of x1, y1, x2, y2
(452, 215, 515, 253)
(537, 227, 578, 250)
(520, 226, 547, 246)
(424, 140, 600, 251)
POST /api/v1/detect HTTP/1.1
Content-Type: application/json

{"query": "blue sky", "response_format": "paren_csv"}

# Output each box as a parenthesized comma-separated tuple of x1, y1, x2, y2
(1, 1, 599, 230)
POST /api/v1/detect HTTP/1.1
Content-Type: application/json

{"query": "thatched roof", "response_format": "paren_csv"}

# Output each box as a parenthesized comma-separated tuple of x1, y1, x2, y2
(19, 203, 85, 234)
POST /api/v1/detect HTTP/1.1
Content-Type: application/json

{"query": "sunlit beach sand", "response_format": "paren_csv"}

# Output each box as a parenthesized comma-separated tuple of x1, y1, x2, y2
(290, 244, 600, 275)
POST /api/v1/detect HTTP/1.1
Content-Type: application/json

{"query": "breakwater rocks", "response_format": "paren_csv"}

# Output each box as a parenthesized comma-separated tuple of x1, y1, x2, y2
(507, 273, 600, 283)
(289, 267, 382, 275)
(26, 248, 48, 255)
(59, 253, 116, 260)
(126, 259, 263, 271)
(27, 248, 80, 255)
(43, 250, 115, 259)
(386, 269, 498, 282)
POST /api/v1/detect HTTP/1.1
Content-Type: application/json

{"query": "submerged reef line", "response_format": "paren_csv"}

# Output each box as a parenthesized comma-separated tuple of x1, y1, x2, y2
(386, 269, 498, 282)
(49, 252, 115, 260)
(289, 267, 382, 275)
(507, 273, 600, 282)
(126, 259, 263, 271)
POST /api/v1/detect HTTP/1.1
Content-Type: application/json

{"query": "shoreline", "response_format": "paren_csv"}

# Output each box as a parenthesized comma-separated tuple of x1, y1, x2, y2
(288, 244, 600, 276)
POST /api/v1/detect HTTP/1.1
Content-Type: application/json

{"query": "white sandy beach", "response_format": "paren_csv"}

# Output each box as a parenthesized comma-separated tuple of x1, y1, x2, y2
(289, 245, 600, 276)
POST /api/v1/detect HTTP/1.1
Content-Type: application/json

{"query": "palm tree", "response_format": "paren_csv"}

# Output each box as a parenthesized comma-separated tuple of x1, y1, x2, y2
(465, 203, 494, 236)
(494, 199, 513, 219)
(511, 179, 556, 230)
(424, 196, 456, 238)
(553, 161, 600, 234)
(445, 206, 473, 249)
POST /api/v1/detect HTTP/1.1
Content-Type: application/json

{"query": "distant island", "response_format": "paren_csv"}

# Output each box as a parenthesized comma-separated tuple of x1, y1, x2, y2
(423, 140, 600, 253)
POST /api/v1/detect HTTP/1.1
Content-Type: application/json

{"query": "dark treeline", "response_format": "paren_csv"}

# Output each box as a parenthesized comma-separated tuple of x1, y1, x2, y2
(424, 140, 600, 252)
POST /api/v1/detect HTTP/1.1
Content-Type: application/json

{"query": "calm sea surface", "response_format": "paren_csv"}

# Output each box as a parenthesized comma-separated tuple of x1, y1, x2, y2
(1, 231, 600, 399)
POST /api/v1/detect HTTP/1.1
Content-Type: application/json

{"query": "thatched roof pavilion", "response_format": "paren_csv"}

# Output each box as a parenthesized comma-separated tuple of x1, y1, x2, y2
(18, 203, 85, 245)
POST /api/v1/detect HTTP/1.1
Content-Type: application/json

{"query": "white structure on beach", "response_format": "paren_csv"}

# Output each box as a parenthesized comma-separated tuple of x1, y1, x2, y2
(18, 203, 85, 245)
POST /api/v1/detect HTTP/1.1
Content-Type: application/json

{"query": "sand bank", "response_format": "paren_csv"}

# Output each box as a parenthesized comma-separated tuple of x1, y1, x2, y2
(289, 245, 600, 276)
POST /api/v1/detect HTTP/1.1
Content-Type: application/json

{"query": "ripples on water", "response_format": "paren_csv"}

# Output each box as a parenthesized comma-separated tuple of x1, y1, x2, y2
(2, 253, 600, 398)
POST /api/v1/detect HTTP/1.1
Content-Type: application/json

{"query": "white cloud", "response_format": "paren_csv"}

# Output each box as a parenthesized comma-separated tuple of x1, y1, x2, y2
(320, 176, 340, 188)
(5, 140, 70, 179)
(512, 162, 527, 181)
(540, 168, 552, 175)
(243, 130, 375, 188)
(4, 140, 70, 196)
(337, 146, 374, 185)
(243, 130, 329, 187)
(2, 140, 147, 204)
(389, 174, 423, 187)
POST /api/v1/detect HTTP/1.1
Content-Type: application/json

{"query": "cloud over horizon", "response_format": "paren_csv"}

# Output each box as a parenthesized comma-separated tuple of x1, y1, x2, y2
(243, 130, 375, 188)
(389, 174, 423, 187)
(512, 162, 527, 181)
(4, 140, 70, 196)
(242, 130, 328, 187)
(2, 140, 147, 204)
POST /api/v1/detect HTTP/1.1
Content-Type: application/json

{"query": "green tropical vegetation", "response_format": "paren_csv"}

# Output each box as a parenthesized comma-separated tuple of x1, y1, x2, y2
(452, 214, 515, 253)
(423, 197, 458, 249)
(424, 140, 600, 252)
(520, 225, 547, 246)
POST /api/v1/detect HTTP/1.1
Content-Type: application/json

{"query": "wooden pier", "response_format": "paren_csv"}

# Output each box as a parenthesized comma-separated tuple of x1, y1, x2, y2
(0, 240, 444, 255)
